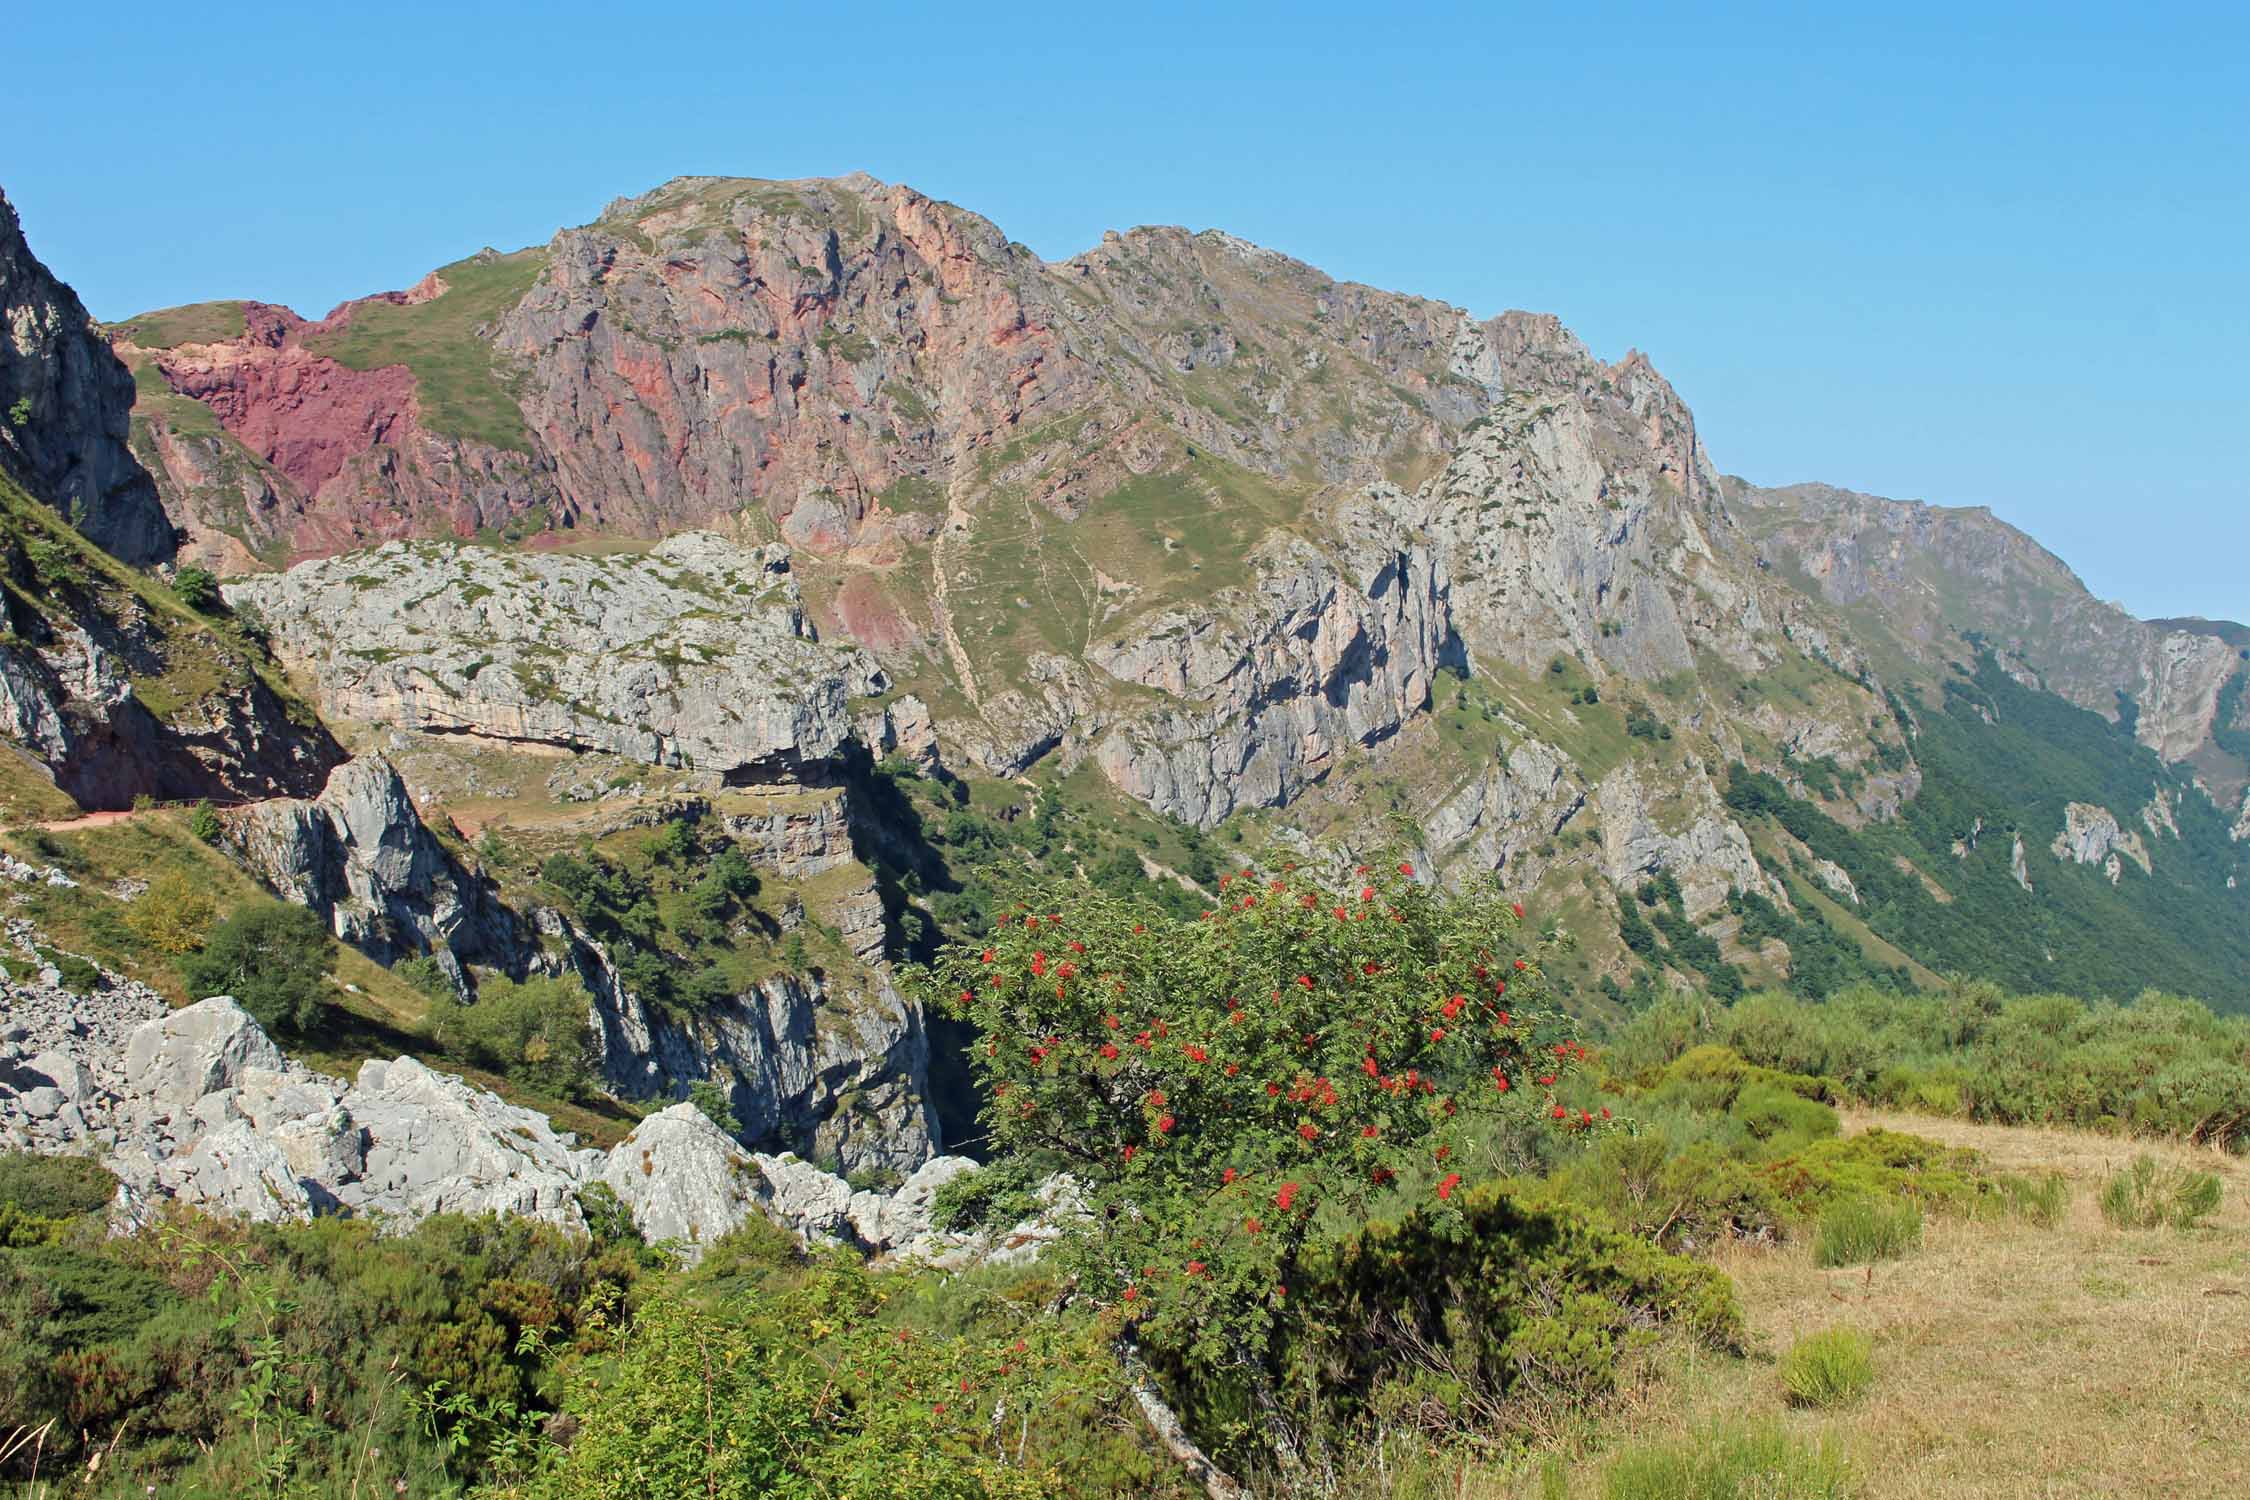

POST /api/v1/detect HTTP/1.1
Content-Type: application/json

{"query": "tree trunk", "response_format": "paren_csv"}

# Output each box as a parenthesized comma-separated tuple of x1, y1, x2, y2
(1116, 1338, 1249, 1500)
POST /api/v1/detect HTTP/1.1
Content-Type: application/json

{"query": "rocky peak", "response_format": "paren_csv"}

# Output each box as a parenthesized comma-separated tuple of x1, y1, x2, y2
(0, 187, 175, 564)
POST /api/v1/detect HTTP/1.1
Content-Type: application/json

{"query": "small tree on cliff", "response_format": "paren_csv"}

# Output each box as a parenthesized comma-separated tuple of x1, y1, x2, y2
(910, 859, 1599, 1488)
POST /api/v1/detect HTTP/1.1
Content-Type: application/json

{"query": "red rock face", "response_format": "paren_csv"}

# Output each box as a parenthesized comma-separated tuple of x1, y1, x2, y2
(156, 304, 419, 496)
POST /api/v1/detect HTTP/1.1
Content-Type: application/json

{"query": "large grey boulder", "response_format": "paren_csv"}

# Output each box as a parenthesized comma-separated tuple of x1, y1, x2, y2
(335, 1058, 596, 1227)
(123, 998, 287, 1113)
(154, 1120, 315, 1223)
(599, 1103, 764, 1256)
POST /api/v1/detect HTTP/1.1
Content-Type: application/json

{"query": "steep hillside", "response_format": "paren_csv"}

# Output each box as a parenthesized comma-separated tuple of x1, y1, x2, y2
(1729, 478, 2250, 795)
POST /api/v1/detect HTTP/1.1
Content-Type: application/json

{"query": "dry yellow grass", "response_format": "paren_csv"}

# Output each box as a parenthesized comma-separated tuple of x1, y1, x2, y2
(1451, 1111, 2250, 1499)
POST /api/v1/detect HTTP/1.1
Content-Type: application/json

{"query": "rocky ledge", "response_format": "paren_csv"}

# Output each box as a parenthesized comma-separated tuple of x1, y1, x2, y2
(226, 532, 884, 779)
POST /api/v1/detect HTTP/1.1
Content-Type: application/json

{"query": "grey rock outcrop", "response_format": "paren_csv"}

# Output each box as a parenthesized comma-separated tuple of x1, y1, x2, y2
(2050, 802, 2151, 884)
(576, 942, 937, 1176)
(601, 1103, 767, 1254)
(337, 1057, 600, 1226)
(1090, 504, 1456, 829)
(227, 533, 881, 778)
(0, 188, 175, 564)
(122, 996, 286, 1110)
(226, 753, 520, 971)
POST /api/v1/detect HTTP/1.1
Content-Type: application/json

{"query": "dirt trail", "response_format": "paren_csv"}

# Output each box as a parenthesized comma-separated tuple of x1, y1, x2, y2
(35, 809, 140, 832)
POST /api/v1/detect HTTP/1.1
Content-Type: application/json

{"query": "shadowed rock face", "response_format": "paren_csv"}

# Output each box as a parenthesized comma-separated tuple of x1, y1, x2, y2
(0, 189, 175, 564)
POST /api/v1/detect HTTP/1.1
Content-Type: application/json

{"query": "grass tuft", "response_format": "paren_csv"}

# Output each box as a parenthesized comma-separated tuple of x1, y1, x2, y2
(1779, 1326, 1875, 1408)
(1602, 1420, 1854, 1499)
(1812, 1194, 1922, 1267)
(2098, 1155, 2223, 1230)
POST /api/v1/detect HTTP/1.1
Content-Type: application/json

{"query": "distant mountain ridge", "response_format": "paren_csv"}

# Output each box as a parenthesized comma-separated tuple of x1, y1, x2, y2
(0, 172, 2241, 1033)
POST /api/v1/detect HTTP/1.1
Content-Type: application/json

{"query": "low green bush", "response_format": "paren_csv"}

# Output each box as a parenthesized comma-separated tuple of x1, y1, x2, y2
(1603, 1419, 1854, 1499)
(1283, 1182, 1743, 1448)
(1779, 1326, 1875, 1407)
(424, 973, 599, 1099)
(2098, 1156, 2223, 1230)
(0, 1152, 119, 1219)
(1813, 1195, 1923, 1267)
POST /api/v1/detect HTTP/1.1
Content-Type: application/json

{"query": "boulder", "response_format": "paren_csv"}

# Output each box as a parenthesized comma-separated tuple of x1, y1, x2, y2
(599, 1104, 764, 1257)
(335, 1057, 595, 1227)
(122, 998, 287, 1112)
(154, 1120, 315, 1223)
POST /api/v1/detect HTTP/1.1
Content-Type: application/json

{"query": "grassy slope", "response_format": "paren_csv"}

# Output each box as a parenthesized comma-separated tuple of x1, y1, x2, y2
(303, 249, 549, 451)
(105, 300, 251, 348)
(0, 468, 321, 736)
(1450, 1111, 2250, 1499)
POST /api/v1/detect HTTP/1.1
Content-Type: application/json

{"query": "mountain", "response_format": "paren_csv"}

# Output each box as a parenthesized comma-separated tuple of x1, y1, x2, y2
(0, 171, 2244, 1187)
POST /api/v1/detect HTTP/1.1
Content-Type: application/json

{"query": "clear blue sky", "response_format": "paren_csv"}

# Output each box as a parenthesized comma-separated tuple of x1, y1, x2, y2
(10, 2, 2244, 622)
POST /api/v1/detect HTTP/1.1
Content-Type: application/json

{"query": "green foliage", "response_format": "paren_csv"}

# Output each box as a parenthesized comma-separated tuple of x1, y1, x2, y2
(686, 1078, 741, 1136)
(180, 903, 337, 1033)
(929, 1153, 1052, 1234)
(1602, 1420, 1854, 1499)
(912, 864, 1616, 1470)
(126, 868, 217, 954)
(534, 824, 782, 1019)
(1993, 1169, 2072, 1228)
(499, 1269, 1062, 1499)
(187, 798, 222, 844)
(6, 396, 30, 428)
(2097, 1155, 2224, 1230)
(1812, 1195, 1923, 1267)
(425, 973, 599, 1099)
(0, 1210, 653, 1493)
(1723, 651, 2250, 1012)
(1284, 1182, 1742, 1452)
(0, 1152, 119, 1220)
(1607, 985, 2250, 1150)
(171, 565, 222, 612)
(1779, 1326, 1875, 1407)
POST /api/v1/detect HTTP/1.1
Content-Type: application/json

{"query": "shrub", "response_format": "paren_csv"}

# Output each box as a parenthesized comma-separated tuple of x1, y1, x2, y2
(2098, 1155, 2224, 1230)
(0, 1152, 118, 1227)
(1289, 1181, 1742, 1444)
(179, 902, 337, 1033)
(1603, 1420, 1853, 1499)
(171, 565, 222, 612)
(1730, 1081, 1841, 1152)
(425, 973, 598, 1099)
(187, 799, 222, 844)
(687, 1078, 741, 1135)
(929, 1152, 1052, 1234)
(1813, 1195, 1923, 1267)
(910, 864, 1604, 1479)
(513, 1270, 1062, 1499)
(126, 869, 218, 954)
(1779, 1326, 1875, 1407)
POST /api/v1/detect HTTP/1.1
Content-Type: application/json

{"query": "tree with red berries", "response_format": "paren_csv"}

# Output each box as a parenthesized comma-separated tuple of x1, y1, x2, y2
(910, 860, 1598, 1490)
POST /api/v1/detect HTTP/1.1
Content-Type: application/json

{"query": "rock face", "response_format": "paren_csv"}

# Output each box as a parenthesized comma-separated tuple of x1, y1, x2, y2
(574, 947, 937, 1176)
(0, 188, 175, 564)
(226, 753, 521, 970)
(1088, 512, 1456, 827)
(2050, 802, 2151, 884)
(227, 533, 878, 778)
(1732, 480, 2248, 781)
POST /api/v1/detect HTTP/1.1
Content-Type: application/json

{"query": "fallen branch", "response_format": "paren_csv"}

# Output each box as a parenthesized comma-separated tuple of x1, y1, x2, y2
(1116, 1338, 1248, 1500)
